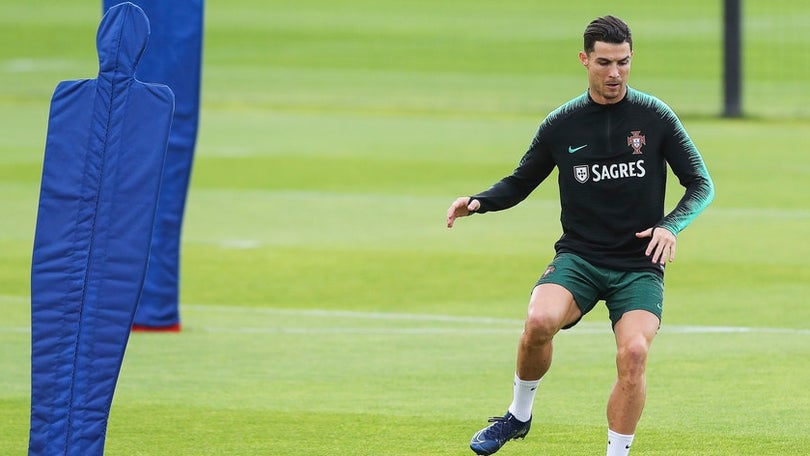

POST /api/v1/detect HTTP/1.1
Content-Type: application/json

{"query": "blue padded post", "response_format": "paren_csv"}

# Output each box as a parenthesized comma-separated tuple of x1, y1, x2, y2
(102, 0, 205, 330)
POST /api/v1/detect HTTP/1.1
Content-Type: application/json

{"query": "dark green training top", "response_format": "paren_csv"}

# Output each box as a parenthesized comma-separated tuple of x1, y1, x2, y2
(471, 87, 715, 274)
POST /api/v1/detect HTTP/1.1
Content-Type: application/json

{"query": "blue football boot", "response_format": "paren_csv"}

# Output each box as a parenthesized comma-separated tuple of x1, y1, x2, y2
(469, 411, 531, 455)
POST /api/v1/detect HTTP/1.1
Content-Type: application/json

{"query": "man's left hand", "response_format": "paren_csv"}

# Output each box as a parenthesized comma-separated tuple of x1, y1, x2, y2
(635, 227, 676, 264)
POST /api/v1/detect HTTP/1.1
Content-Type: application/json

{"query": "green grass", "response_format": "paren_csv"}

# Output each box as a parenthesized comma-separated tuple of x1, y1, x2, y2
(2, 0, 810, 454)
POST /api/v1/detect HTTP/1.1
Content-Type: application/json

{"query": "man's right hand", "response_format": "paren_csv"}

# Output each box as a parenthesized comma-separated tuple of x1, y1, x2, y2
(446, 197, 481, 228)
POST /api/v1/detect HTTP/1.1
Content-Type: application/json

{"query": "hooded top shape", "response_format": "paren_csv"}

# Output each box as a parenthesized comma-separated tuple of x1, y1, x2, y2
(96, 2, 150, 81)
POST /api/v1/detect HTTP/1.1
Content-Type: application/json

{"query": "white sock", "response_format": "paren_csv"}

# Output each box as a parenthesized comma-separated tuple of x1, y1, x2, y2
(506, 373, 540, 422)
(606, 429, 635, 456)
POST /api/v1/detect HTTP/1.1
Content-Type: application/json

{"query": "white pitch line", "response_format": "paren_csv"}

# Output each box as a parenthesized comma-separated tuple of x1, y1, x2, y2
(195, 326, 523, 335)
(2, 299, 809, 336)
(3, 325, 810, 336)
(183, 304, 810, 336)
(184, 304, 526, 325)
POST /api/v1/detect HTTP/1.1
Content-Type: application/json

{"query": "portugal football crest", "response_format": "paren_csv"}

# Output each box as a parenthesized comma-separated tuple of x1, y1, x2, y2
(574, 165, 589, 183)
(627, 130, 646, 154)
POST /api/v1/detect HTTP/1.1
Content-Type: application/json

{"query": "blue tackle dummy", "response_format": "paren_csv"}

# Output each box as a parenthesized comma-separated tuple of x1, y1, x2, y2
(28, 3, 174, 454)
(102, 0, 205, 330)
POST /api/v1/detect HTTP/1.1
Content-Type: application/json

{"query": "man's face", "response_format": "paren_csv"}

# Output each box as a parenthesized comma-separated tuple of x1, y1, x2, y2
(579, 41, 632, 104)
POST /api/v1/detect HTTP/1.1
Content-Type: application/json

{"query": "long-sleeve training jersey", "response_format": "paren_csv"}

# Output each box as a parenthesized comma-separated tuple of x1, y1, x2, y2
(471, 87, 715, 274)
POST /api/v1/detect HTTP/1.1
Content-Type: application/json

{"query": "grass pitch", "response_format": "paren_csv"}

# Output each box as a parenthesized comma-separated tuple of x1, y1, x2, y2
(1, 0, 809, 454)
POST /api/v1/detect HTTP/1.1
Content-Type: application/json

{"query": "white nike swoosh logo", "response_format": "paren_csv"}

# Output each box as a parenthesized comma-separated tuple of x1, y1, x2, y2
(470, 431, 487, 445)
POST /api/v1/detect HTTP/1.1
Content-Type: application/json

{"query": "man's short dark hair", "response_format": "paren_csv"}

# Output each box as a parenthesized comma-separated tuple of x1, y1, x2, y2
(583, 15, 632, 54)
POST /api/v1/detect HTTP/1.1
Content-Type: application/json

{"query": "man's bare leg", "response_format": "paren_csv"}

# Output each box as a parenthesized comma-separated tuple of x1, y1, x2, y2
(605, 310, 660, 455)
(470, 284, 581, 455)
(509, 283, 581, 420)
(516, 283, 582, 380)
(607, 309, 659, 432)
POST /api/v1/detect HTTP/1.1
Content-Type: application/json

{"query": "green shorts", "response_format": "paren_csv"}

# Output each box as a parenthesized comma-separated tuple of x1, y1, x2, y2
(535, 253, 664, 329)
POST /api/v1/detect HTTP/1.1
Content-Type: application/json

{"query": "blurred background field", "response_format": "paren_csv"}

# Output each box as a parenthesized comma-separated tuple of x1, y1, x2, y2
(1, 1, 808, 454)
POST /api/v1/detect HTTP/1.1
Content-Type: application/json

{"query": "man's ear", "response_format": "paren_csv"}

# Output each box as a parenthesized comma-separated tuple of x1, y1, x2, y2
(578, 51, 588, 67)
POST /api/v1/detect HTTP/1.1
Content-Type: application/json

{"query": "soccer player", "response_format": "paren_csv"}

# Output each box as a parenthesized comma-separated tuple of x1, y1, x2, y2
(446, 15, 714, 456)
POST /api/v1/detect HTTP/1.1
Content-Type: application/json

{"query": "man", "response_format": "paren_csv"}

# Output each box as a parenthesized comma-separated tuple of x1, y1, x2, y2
(446, 15, 714, 456)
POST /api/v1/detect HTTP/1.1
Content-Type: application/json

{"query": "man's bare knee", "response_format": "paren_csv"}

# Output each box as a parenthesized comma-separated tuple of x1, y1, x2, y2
(525, 284, 580, 333)
(616, 337, 650, 379)
(523, 308, 561, 343)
